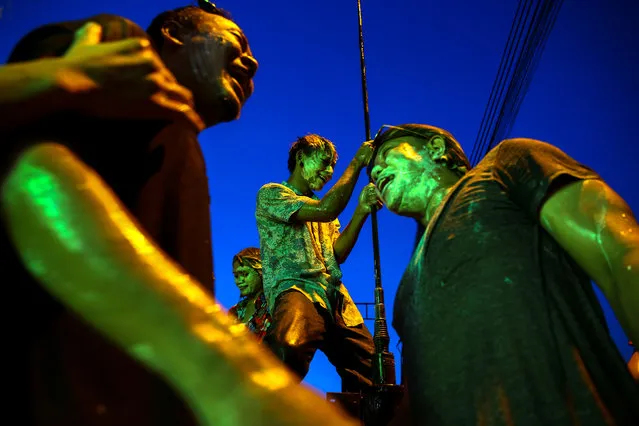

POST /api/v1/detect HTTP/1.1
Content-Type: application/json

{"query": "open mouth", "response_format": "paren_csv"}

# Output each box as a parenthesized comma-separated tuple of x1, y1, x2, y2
(230, 77, 245, 103)
(228, 62, 253, 104)
(377, 175, 394, 195)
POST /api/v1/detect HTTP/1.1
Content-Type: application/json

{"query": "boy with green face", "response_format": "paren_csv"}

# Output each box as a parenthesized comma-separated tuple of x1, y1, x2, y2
(256, 134, 380, 391)
(369, 123, 639, 425)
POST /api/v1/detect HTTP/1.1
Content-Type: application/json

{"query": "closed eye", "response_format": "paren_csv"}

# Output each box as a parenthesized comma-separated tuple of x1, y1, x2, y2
(229, 30, 248, 52)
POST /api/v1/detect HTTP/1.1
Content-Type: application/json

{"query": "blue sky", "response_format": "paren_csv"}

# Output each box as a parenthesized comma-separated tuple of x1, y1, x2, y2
(1, 0, 637, 395)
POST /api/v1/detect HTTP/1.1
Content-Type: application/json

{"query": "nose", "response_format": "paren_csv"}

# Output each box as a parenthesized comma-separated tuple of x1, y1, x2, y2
(241, 54, 259, 79)
(371, 164, 383, 182)
(325, 165, 334, 175)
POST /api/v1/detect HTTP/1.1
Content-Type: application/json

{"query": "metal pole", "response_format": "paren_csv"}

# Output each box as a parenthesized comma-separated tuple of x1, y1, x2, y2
(356, 0, 395, 387)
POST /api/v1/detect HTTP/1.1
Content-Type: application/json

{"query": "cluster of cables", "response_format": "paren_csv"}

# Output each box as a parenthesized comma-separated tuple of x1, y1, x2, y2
(468, 0, 564, 166)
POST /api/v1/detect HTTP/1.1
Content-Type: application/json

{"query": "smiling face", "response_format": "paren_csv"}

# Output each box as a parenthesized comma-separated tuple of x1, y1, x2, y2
(299, 147, 336, 191)
(370, 136, 441, 218)
(232, 260, 262, 297)
(159, 11, 259, 127)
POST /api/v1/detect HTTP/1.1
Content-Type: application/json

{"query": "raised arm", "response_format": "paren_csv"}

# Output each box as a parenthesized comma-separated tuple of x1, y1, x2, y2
(1, 143, 356, 426)
(0, 58, 75, 134)
(294, 141, 373, 223)
(0, 21, 202, 136)
(540, 179, 639, 346)
(333, 183, 382, 264)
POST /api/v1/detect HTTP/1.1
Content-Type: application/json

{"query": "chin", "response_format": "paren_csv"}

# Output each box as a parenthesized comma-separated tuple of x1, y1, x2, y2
(201, 90, 242, 127)
(383, 193, 402, 214)
(216, 96, 242, 123)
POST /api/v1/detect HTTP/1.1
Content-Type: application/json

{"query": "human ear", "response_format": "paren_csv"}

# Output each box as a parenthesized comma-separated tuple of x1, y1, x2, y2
(426, 135, 446, 161)
(161, 21, 185, 47)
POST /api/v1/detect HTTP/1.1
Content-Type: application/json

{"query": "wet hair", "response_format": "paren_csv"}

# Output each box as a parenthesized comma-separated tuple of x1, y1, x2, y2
(232, 247, 262, 278)
(368, 123, 470, 177)
(147, 1, 233, 51)
(287, 134, 338, 173)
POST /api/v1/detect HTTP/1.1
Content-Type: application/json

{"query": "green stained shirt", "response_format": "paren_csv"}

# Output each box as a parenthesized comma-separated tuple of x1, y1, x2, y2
(256, 181, 363, 327)
(395, 139, 639, 425)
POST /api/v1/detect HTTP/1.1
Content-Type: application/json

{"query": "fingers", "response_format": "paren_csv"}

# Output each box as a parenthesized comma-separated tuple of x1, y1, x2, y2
(155, 98, 206, 132)
(359, 140, 375, 164)
(146, 78, 204, 131)
(70, 22, 103, 48)
(102, 37, 153, 56)
(89, 37, 153, 58)
(68, 33, 152, 59)
(108, 45, 179, 84)
(93, 53, 177, 86)
(360, 140, 374, 151)
(143, 73, 195, 107)
(359, 183, 383, 211)
(143, 50, 178, 83)
(68, 24, 151, 57)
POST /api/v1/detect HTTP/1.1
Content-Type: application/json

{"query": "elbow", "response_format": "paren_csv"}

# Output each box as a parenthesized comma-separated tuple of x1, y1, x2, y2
(314, 201, 339, 222)
(612, 247, 639, 294)
(315, 197, 343, 222)
(294, 206, 338, 223)
(333, 245, 347, 265)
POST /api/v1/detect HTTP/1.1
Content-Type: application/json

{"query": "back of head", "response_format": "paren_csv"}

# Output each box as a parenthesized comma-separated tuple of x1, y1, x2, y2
(369, 123, 470, 177)
(7, 14, 148, 63)
(287, 134, 338, 173)
(146, 1, 233, 52)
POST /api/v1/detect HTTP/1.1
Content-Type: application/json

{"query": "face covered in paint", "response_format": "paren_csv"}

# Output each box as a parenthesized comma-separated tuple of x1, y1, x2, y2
(232, 260, 262, 298)
(160, 11, 259, 127)
(299, 147, 336, 192)
(370, 135, 446, 219)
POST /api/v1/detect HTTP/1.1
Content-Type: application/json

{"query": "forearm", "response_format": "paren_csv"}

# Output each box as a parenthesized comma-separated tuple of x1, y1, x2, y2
(319, 157, 364, 217)
(0, 59, 73, 134)
(610, 248, 639, 346)
(334, 207, 369, 264)
(2, 144, 357, 426)
(629, 351, 639, 381)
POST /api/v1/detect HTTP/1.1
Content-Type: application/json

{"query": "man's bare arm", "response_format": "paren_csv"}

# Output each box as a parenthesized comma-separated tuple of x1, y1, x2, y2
(333, 209, 368, 264)
(0, 22, 203, 136)
(0, 58, 76, 134)
(540, 179, 639, 346)
(1, 143, 356, 426)
(334, 183, 381, 264)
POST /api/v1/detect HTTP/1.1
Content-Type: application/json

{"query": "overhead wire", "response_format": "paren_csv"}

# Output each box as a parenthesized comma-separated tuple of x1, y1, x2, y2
(470, 0, 535, 165)
(482, 0, 546, 156)
(496, 0, 564, 144)
(469, 0, 564, 165)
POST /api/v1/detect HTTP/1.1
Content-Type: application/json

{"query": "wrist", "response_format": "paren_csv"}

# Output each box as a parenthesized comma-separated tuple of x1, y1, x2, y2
(351, 156, 366, 170)
(28, 58, 79, 112)
(48, 58, 87, 111)
(354, 205, 369, 219)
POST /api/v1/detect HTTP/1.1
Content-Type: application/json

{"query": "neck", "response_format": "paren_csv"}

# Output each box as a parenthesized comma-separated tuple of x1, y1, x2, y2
(420, 186, 450, 227)
(287, 172, 311, 196)
(241, 292, 260, 302)
(419, 170, 460, 227)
